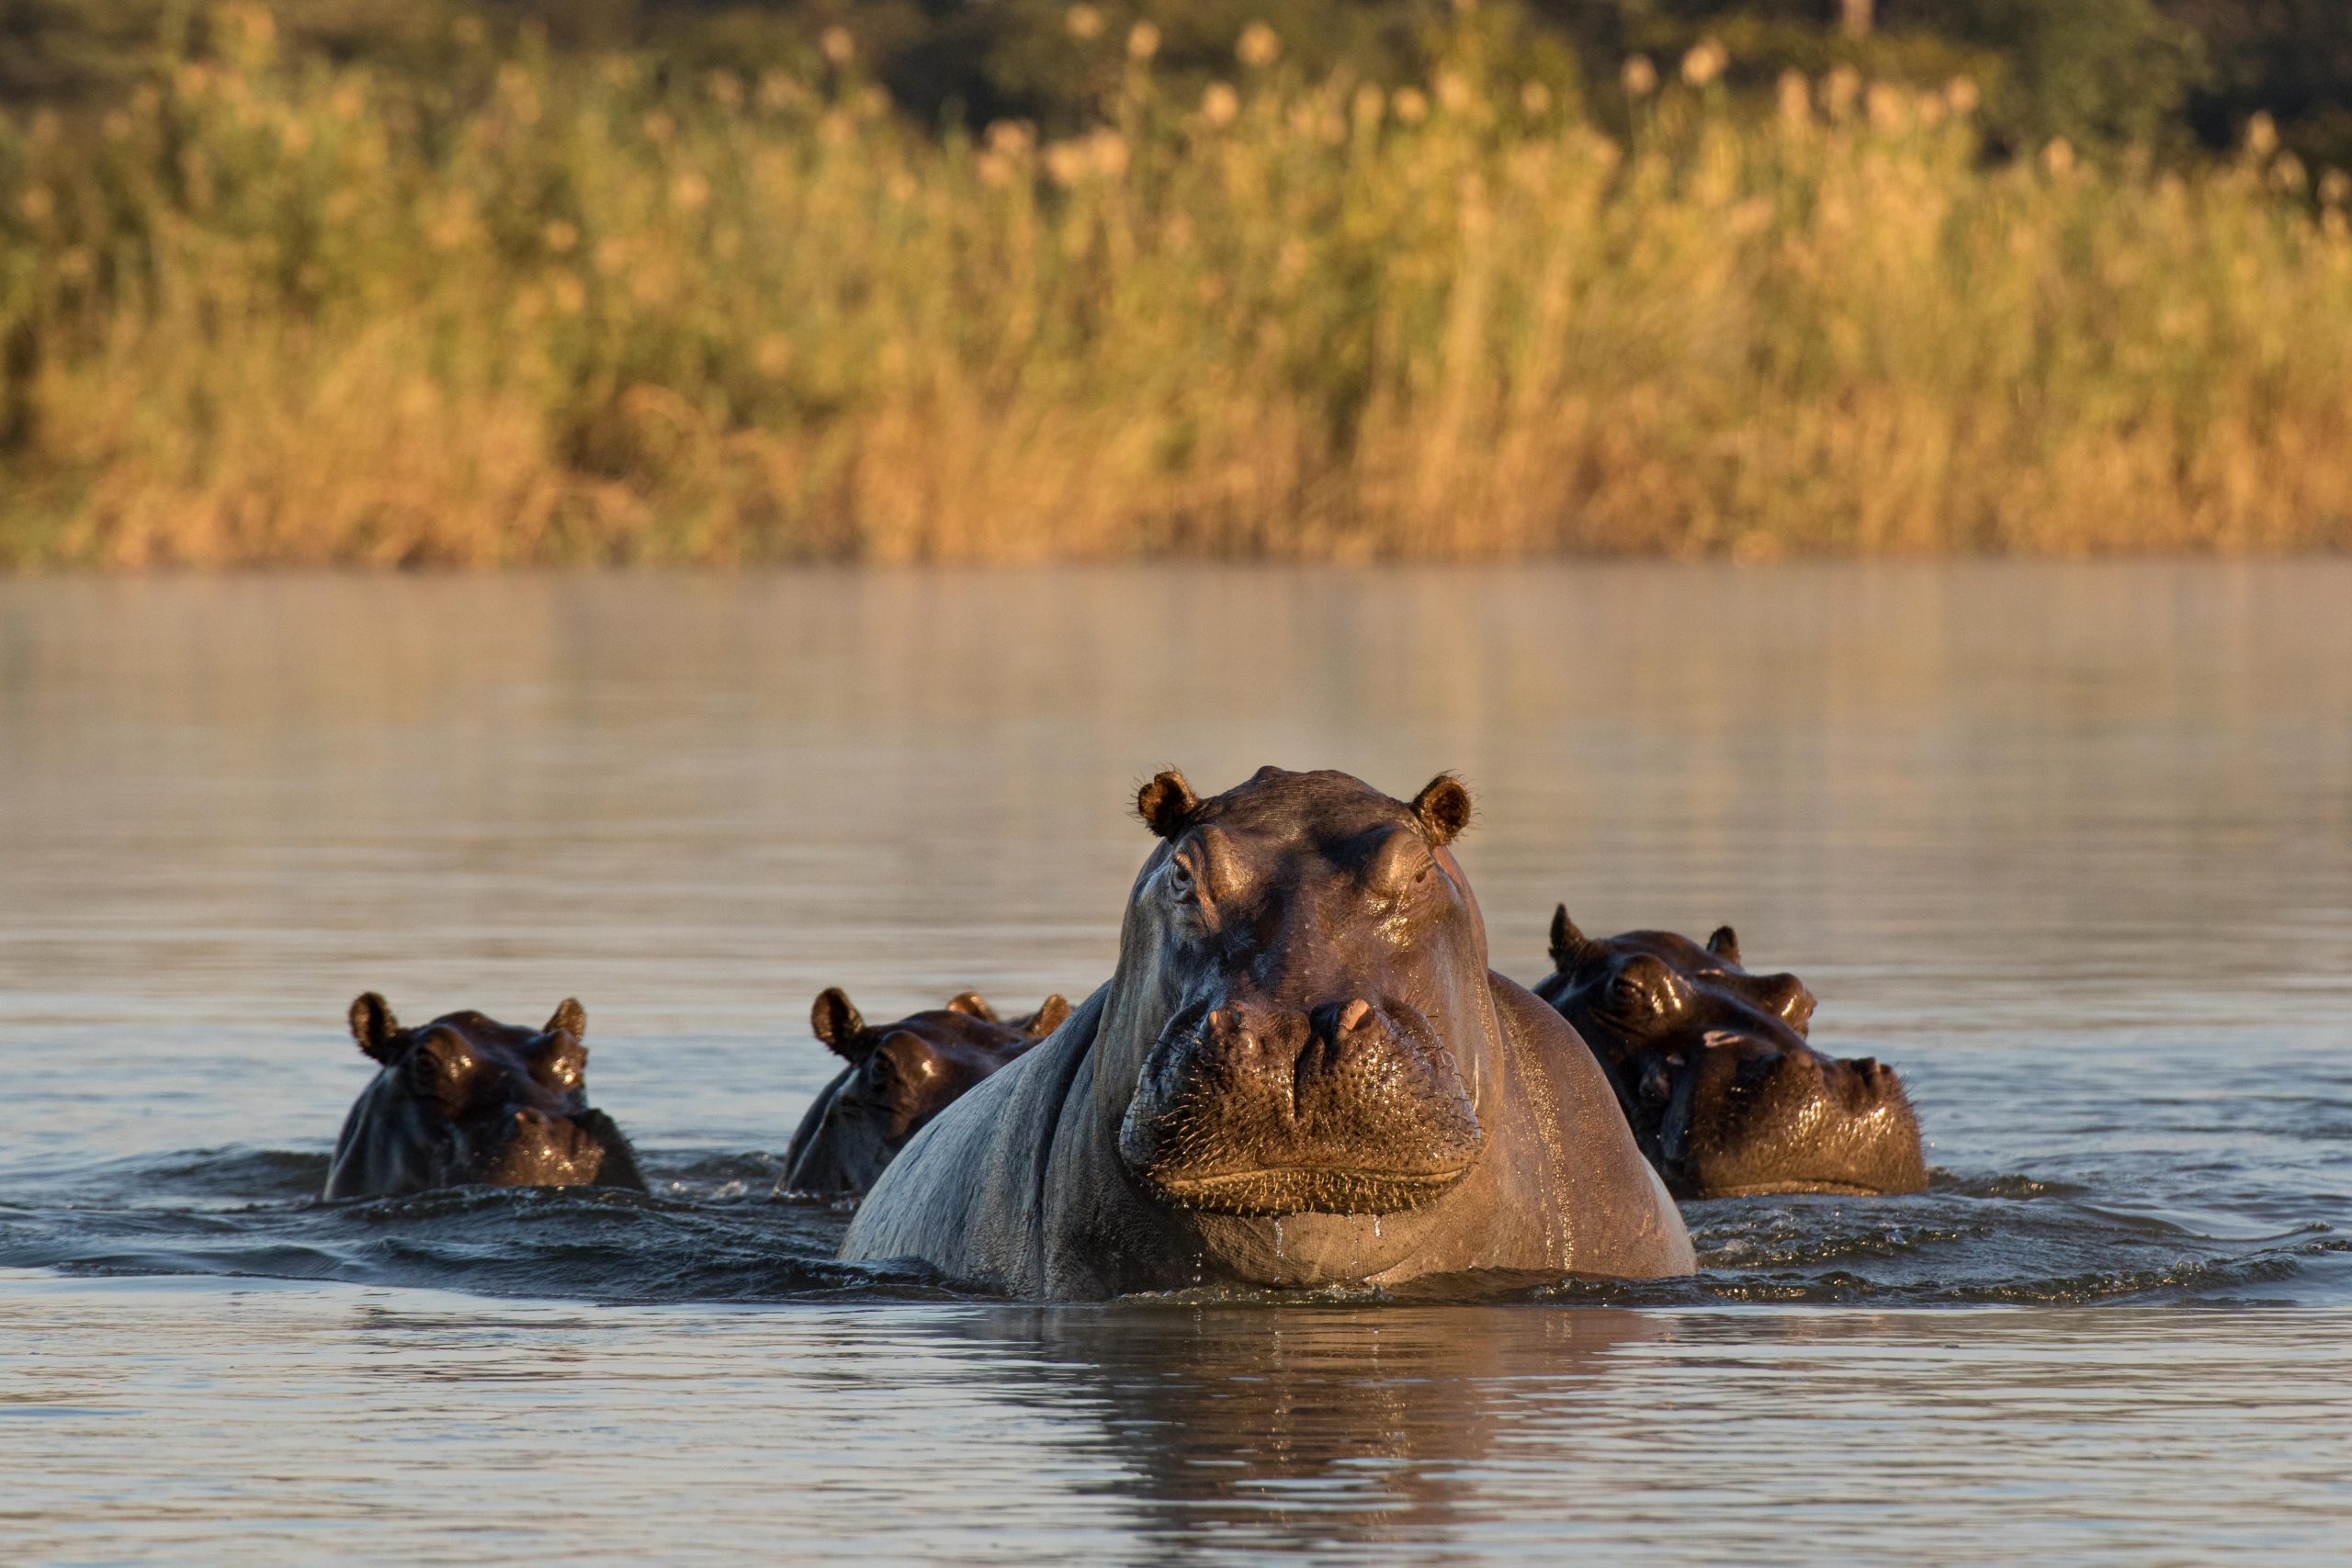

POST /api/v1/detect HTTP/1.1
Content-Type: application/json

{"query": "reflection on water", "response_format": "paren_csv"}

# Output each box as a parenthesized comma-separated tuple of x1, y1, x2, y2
(3, 564, 2351, 1558)
(6, 1277, 2349, 1563)
(964, 1305, 1657, 1560)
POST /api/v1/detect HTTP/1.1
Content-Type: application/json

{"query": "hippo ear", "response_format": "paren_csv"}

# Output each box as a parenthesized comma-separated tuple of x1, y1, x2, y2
(544, 998, 587, 1039)
(810, 987, 865, 1058)
(1136, 769, 1198, 839)
(945, 990, 1000, 1021)
(1409, 773, 1473, 846)
(1023, 994, 1071, 1037)
(1706, 925, 1741, 965)
(1548, 905, 1598, 970)
(349, 992, 401, 1064)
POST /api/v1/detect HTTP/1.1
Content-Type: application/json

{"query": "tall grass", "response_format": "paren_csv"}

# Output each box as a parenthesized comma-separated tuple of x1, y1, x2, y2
(5, 8, 2351, 567)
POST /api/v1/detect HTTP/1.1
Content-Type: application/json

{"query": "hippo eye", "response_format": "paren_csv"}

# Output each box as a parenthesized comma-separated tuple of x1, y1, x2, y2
(1611, 959, 1685, 1017)
(407, 1031, 480, 1106)
(1167, 860, 1195, 900)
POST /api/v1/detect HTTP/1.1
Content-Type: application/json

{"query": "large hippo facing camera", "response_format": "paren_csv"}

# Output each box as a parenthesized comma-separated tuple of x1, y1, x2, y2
(781, 986, 1071, 1198)
(1535, 909, 1927, 1198)
(324, 994, 648, 1200)
(842, 767, 1693, 1297)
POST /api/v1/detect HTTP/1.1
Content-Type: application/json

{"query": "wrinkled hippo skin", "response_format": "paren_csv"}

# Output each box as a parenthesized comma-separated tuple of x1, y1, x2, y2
(842, 767, 1693, 1297)
(782, 987, 1071, 1197)
(324, 994, 648, 1200)
(1533, 909, 1927, 1198)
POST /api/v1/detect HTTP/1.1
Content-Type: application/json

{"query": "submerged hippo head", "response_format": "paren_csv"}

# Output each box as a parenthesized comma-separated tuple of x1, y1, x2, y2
(1111, 767, 1487, 1221)
(782, 986, 1070, 1197)
(322, 994, 647, 1200)
(1534, 909, 1926, 1198)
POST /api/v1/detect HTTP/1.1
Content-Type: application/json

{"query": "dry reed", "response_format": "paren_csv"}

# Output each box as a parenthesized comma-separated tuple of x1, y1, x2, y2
(4, 9, 2350, 567)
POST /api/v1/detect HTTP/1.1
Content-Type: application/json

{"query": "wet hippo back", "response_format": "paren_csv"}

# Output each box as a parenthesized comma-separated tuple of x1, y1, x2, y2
(842, 767, 1691, 1297)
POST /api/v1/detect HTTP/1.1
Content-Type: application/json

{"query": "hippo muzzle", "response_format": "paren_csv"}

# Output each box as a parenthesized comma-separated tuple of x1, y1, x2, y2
(1117, 993, 1483, 1216)
(478, 1103, 616, 1187)
(1657, 1031, 1926, 1198)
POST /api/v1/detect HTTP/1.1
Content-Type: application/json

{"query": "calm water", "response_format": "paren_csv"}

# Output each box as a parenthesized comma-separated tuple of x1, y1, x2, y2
(3, 565, 2349, 1561)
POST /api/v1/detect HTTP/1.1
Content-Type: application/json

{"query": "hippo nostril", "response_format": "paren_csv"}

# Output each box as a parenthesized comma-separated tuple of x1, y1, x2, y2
(1338, 998, 1374, 1032)
(1854, 1057, 1880, 1077)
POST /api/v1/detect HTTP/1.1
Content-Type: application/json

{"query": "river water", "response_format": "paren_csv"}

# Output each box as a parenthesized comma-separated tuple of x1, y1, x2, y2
(3, 565, 2348, 1561)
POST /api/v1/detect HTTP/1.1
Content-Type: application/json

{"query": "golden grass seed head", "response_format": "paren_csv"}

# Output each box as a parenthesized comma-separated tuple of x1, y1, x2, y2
(1776, 71, 1811, 130)
(1681, 39, 1726, 89)
(1823, 66, 1861, 119)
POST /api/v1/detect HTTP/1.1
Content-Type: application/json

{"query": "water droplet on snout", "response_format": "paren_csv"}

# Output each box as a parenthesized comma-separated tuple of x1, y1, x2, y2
(1272, 1217, 1284, 1258)
(1373, 1214, 1383, 1240)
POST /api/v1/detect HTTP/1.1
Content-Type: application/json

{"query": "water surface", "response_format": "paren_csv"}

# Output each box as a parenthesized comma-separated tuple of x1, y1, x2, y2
(4, 565, 2349, 1560)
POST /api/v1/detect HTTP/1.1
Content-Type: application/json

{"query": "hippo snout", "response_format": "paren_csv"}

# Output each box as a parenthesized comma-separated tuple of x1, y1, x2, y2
(484, 1103, 608, 1186)
(1669, 1037, 1928, 1198)
(1118, 994, 1482, 1217)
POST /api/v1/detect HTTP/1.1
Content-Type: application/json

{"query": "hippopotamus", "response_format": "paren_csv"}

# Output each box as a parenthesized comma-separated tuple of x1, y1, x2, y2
(324, 993, 648, 1200)
(1533, 909, 1927, 1198)
(780, 986, 1072, 1197)
(842, 767, 1693, 1296)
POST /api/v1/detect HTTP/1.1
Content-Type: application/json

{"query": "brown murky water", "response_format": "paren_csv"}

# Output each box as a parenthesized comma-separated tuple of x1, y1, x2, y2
(4, 565, 2350, 1561)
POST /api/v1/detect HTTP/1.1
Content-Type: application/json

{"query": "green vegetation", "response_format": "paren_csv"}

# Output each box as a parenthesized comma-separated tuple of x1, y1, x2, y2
(3, 5, 2350, 564)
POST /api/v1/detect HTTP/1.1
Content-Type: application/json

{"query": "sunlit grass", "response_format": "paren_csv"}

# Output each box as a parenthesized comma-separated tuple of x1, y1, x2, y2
(4, 8, 2350, 566)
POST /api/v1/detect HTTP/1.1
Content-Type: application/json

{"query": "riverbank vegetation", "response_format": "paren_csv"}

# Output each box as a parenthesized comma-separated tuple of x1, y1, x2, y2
(4, 4, 2350, 565)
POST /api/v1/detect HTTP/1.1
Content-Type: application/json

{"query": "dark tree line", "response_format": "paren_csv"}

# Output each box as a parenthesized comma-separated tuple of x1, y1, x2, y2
(5, 1, 2349, 167)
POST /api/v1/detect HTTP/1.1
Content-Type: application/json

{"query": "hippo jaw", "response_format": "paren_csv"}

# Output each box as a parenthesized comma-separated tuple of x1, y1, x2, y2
(1116, 997, 1485, 1218)
(472, 1102, 630, 1188)
(1663, 1043, 1927, 1198)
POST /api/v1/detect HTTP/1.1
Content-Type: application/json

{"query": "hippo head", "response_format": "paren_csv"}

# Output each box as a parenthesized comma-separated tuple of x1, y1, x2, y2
(1099, 766, 1497, 1274)
(1534, 910, 1926, 1197)
(323, 994, 647, 1199)
(783, 986, 1070, 1197)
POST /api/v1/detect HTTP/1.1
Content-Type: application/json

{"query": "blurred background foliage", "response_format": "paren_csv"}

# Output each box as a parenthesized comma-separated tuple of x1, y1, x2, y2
(2, 2, 2349, 565)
